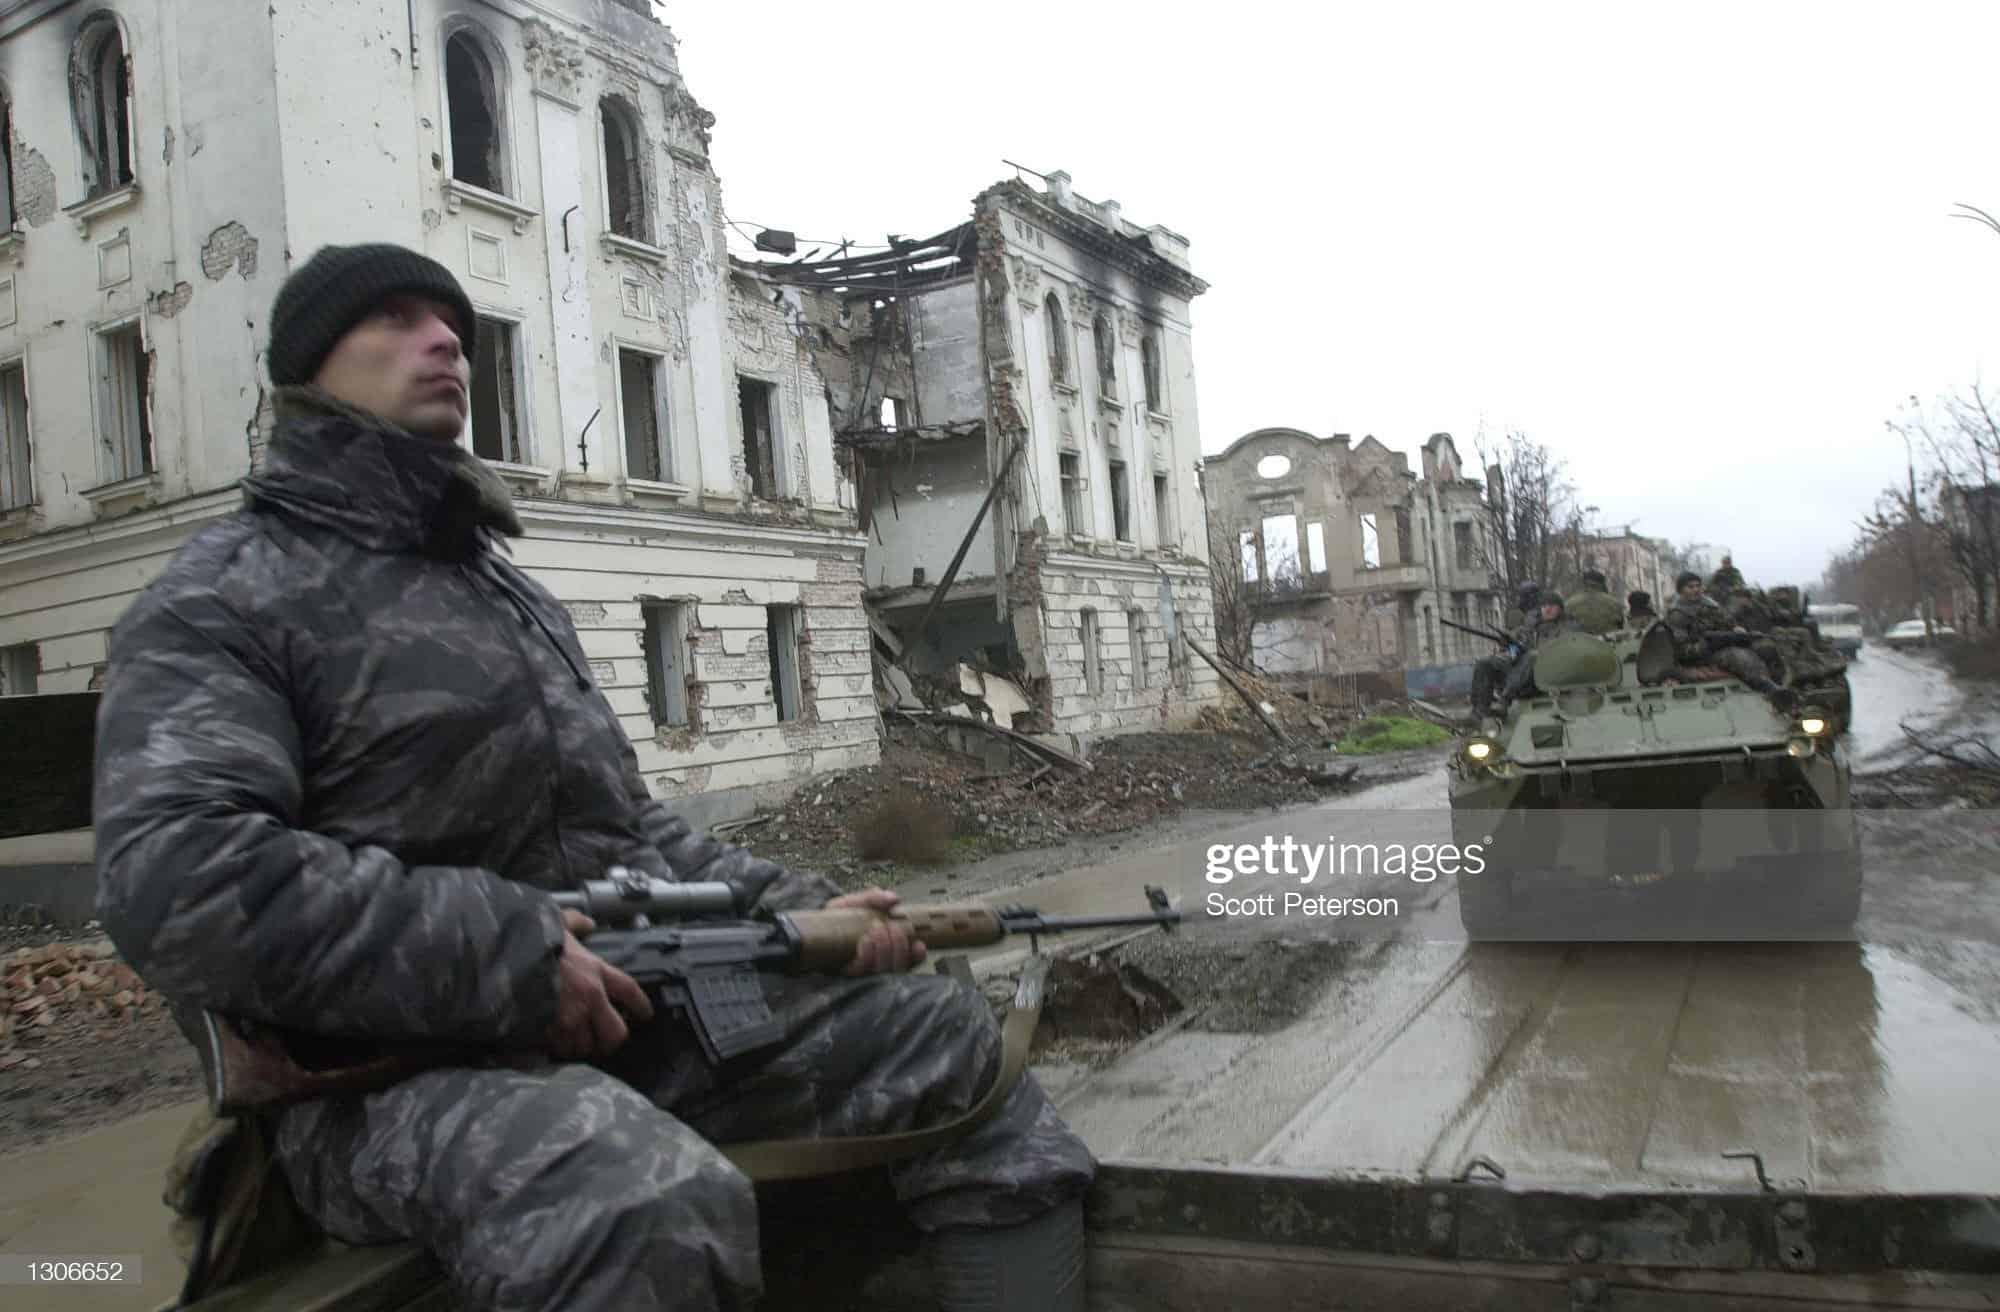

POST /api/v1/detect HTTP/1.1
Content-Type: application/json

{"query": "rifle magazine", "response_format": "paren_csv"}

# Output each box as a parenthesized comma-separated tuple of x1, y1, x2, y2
(685, 965, 784, 1063)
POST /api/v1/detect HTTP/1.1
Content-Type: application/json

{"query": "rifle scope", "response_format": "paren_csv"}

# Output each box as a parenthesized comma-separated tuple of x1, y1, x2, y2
(551, 867, 740, 922)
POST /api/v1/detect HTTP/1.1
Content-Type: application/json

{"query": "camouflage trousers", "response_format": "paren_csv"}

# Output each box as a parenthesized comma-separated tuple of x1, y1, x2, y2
(1703, 645, 1775, 689)
(272, 971, 1095, 1312)
(1470, 653, 1515, 713)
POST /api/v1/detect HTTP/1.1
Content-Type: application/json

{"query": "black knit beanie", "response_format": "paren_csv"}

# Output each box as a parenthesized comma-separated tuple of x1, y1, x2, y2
(266, 244, 478, 386)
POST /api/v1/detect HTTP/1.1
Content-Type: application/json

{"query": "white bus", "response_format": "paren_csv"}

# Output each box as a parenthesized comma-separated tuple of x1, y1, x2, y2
(1808, 602, 1864, 656)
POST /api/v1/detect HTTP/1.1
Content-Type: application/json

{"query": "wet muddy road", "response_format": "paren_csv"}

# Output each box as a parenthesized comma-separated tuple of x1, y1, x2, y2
(1050, 647, 2000, 1193)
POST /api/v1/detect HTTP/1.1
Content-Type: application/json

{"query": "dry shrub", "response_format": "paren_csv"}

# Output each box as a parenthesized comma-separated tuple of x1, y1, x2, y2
(1946, 634, 2000, 683)
(850, 796, 954, 864)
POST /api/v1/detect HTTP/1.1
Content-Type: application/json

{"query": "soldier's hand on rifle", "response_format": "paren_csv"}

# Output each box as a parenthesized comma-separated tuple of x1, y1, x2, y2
(550, 909, 654, 1060)
(826, 888, 928, 976)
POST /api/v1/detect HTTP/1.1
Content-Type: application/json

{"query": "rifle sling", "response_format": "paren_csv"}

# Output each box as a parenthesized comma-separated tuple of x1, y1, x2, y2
(717, 957, 1048, 1183)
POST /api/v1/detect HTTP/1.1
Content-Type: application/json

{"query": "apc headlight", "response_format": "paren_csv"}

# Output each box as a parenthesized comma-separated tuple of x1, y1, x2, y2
(1464, 738, 1500, 765)
(1787, 737, 1815, 758)
(1796, 707, 1832, 737)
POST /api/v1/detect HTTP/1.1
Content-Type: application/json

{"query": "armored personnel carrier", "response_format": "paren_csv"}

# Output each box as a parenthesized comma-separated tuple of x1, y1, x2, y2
(1447, 623, 1860, 939)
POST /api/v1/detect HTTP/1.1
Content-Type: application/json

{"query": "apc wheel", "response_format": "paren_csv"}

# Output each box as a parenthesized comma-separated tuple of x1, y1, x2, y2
(1457, 867, 1516, 940)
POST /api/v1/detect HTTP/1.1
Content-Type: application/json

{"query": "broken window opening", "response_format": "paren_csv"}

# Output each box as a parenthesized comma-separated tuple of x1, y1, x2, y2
(1141, 332, 1163, 411)
(620, 348, 673, 482)
(445, 31, 506, 194)
(739, 376, 780, 499)
(72, 18, 134, 199)
(1360, 513, 1381, 569)
(767, 604, 803, 722)
(1152, 473, 1171, 546)
(600, 96, 647, 242)
(0, 360, 31, 510)
(1044, 292, 1069, 385)
(1395, 506, 1413, 565)
(1128, 609, 1146, 691)
(1261, 513, 1300, 582)
(1, 92, 16, 229)
(0, 643, 36, 696)
(1306, 520, 1328, 574)
(641, 600, 692, 729)
(879, 395, 906, 431)
(1093, 315, 1116, 397)
(1080, 608, 1101, 695)
(469, 316, 523, 465)
(1108, 459, 1131, 542)
(1239, 528, 1259, 582)
(96, 323, 151, 482)
(1059, 451, 1085, 535)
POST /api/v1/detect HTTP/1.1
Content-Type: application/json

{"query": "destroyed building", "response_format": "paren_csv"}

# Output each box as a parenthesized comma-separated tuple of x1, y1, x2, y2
(747, 169, 1223, 737)
(0, 0, 875, 824)
(1203, 428, 1504, 675)
(1577, 528, 1670, 614)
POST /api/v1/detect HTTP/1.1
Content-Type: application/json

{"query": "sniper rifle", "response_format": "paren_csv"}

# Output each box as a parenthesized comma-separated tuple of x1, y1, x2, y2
(196, 870, 1180, 1117)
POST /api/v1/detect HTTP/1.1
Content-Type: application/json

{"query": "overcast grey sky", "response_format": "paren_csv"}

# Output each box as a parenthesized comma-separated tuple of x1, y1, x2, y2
(662, 1, 2000, 588)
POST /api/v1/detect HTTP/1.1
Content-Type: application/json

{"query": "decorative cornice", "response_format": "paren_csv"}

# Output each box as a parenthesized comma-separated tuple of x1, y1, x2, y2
(981, 181, 1208, 301)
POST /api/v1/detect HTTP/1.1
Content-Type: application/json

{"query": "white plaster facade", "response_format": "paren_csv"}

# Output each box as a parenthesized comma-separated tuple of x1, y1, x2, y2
(755, 171, 1223, 737)
(0, 0, 873, 822)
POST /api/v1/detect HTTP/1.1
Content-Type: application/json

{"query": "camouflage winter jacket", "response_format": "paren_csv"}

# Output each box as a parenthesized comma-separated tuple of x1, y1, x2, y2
(92, 387, 836, 1050)
(1663, 595, 1738, 665)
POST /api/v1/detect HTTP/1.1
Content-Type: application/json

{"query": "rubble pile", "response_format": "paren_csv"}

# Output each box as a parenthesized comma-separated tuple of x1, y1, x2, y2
(746, 722, 1372, 885)
(0, 938, 164, 1072)
(1191, 667, 1341, 740)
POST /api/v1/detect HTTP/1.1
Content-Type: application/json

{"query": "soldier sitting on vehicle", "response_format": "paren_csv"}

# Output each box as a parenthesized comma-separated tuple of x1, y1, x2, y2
(1708, 555, 1746, 601)
(1566, 569, 1625, 635)
(1626, 590, 1658, 626)
(1767, 585, 1852, 728)
(1471, 582, 1542, 720)
(1493, 592, 1581, 714)
(1660, 570, 1794, 705)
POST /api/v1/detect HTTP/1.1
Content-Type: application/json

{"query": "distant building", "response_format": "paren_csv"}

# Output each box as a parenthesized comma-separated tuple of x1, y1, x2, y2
(1201, 428, 1503, 675)
(751, 169, 1223, 736)
(1579, 530, 1670, 614)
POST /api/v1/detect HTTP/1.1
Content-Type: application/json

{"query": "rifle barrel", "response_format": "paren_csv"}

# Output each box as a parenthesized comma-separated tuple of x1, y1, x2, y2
(1438, 615, 1513, 646)
(1012, 910, 1184, 933)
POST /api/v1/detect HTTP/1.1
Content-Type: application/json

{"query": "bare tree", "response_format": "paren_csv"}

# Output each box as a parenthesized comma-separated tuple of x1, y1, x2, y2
(1206, 515, 1261, 671)
(1890, 386, 2000, 632)
(1473, 429, 1590, 597)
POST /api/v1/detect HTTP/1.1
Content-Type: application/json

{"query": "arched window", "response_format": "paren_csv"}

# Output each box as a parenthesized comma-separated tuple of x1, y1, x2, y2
(1092, 315, 1115, 396)
(1044, 292, 1068, 385)
(1141, 332, 1163, 411)
(600, 96, 648, 241)
(72, 16, 133, 198)
(444, 30, 508, 193)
